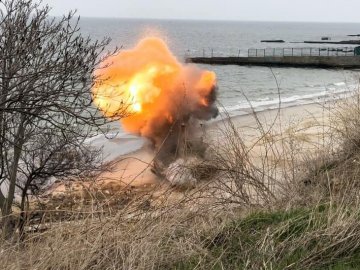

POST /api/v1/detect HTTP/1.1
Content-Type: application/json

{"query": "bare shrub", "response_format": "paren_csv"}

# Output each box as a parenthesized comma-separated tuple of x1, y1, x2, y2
(0, 0, 122, 238)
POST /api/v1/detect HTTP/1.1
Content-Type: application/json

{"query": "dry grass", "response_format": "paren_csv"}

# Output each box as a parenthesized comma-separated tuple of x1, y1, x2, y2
(2, 214, 189, 269)
(3, 89, 360, 269)
(0, 193, 237, 270)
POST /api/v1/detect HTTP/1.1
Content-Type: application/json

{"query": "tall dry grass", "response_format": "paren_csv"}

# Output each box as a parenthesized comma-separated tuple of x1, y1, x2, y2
(3, 84, 360, 269)
(0, 208, 225, 270)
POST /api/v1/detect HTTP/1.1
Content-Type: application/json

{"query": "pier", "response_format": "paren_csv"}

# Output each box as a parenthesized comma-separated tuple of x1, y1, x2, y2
(186, 47, 360, 68)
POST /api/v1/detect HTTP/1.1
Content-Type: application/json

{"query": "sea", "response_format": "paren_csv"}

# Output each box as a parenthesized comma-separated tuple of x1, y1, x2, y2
(80, 18, 360, 159)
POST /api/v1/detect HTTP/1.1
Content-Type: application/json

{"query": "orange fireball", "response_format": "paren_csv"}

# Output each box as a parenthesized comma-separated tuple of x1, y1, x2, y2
(92, 37, 217, 144)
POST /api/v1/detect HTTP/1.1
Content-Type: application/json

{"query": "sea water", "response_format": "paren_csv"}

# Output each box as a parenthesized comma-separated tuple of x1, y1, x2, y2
(80, 18, 360, 158)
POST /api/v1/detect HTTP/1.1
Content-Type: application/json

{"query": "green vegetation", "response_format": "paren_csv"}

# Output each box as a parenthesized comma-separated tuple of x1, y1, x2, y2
(174, 206, 360, 269)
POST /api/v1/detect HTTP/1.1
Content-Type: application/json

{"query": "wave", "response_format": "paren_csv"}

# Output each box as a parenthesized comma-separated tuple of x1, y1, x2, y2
(220, 83, 354, 116)
(332, 82, 346, 87)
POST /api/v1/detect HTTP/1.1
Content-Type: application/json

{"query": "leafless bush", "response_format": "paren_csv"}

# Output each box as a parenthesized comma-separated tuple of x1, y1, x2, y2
(0, 0, 124, 238)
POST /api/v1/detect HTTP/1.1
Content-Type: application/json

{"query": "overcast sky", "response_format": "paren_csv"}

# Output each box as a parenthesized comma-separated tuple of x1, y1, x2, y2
(42, 0, 360, 23)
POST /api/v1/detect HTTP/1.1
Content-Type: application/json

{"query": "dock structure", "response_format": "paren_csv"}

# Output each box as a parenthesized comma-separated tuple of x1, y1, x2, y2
(186, 47, 360, 68)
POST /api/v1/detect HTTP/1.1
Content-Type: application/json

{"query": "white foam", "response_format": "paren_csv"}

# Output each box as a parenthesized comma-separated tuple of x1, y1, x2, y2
(333, 82, 346, 87)
(221, 84, 354, 116)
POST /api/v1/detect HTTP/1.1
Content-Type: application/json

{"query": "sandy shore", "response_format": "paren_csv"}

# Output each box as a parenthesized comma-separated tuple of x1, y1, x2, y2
(89, 102, 330, 189)
(42, 99, 336, 216)
(213, 102, 330, 145)
(47, 100, 333, 200)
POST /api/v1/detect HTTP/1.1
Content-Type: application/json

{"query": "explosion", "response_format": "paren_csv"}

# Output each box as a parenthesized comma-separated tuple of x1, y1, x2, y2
(92, 37, 218, 184)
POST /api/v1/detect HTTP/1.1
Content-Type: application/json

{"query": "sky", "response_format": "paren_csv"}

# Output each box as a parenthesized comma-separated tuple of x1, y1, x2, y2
(42, 0, 360, 23)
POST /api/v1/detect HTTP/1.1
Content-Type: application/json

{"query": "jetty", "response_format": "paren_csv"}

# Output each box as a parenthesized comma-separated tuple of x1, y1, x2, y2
(186, 47, 360, 68)
(299, 40, 360, 45)
(261, 40, 285, 43)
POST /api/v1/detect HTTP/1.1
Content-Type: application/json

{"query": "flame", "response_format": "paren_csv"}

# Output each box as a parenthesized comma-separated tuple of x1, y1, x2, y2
(92, 37, 217, 145)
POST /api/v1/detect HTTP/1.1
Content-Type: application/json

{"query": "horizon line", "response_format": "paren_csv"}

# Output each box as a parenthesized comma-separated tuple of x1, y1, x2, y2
(51, 14, 360, 24)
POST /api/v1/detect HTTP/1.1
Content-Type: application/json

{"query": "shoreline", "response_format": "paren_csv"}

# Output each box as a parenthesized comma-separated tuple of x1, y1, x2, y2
(113, 100, 329, 161)
(49, 100, 332, 197)
(106, 99, 331, 159)
(48, 98, 334, 198)
(99, 101, 328, 186)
